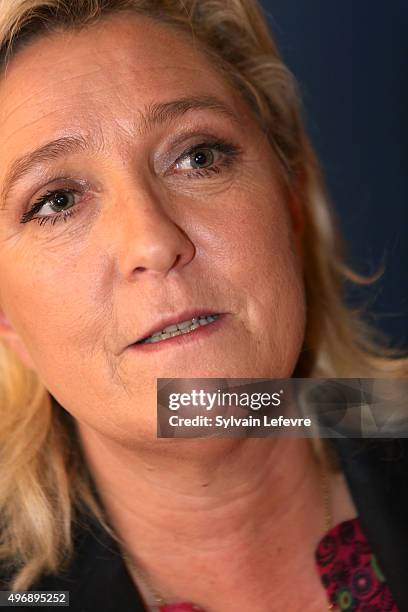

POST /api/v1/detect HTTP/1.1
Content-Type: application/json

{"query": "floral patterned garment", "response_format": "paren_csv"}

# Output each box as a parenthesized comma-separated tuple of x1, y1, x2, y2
(315, 517, 398, 611)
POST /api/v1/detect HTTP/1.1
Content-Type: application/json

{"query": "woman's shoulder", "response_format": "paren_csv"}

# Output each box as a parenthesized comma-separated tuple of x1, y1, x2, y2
(331, 438, 408, 488)
(0, 512, 146, 612)
(331, 438, 408, 521)
(331, 438, 408, 611)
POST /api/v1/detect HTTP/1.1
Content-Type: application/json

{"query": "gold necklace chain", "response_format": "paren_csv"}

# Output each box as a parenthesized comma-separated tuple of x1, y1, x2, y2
(123, 459, 335, 611)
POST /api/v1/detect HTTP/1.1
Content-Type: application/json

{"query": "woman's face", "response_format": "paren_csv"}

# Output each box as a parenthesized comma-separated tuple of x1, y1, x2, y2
(0, 12, 306, 442)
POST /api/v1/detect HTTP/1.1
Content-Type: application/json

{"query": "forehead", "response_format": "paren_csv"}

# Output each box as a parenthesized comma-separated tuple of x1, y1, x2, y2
(0, 12, 244, 155)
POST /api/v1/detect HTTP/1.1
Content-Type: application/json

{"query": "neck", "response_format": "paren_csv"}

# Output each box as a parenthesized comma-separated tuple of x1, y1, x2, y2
(76, 430, 339, 609)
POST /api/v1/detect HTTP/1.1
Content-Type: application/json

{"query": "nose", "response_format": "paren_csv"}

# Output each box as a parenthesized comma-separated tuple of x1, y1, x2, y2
(104, 177, 196, 280)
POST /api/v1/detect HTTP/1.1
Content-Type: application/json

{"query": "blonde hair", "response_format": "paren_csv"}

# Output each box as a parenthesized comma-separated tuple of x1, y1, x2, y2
(0, 0, 406, 591)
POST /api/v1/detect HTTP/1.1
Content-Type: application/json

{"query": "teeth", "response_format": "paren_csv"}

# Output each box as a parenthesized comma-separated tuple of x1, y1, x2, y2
(162, 323, 179, 333)
(139, 314, 219, 344)
(177, 320, 192, 330)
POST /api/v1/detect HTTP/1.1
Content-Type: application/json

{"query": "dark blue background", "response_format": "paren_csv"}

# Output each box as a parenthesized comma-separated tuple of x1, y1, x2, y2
(261, 1, 408, 348)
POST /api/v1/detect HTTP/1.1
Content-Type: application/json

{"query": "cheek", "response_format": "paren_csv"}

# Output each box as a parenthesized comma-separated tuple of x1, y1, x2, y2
(249, 233, 305, 354)
(222, 190, 306, 374)
(0, 248, 106, 368)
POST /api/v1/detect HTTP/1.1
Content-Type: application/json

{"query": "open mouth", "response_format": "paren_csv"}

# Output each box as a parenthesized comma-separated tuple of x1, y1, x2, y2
(135, 313, 220, 345)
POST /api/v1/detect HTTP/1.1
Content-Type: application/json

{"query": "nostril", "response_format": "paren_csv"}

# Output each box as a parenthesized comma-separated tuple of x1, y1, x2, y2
(173, 254, 181, 267)
(134, 254, 181, 274)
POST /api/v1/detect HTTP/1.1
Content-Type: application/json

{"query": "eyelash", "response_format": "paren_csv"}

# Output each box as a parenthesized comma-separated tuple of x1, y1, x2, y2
(19, 138, 241, 228)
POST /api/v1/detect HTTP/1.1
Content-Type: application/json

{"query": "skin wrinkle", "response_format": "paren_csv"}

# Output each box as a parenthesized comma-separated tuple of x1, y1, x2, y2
(0, 103, 239, 208)
(0, 68, 113, 121)
(0, 12, 354, 611)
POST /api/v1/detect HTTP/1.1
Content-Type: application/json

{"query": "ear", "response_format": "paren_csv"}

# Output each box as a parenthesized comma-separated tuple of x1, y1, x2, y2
(0, 308, 36, 371)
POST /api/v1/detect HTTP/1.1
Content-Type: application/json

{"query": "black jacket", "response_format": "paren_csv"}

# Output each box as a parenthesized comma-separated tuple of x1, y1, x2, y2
(1, 438, 407, 611)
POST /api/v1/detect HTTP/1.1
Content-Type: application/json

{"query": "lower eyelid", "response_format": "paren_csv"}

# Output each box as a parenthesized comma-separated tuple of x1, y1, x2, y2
(35, 207, 77, 227)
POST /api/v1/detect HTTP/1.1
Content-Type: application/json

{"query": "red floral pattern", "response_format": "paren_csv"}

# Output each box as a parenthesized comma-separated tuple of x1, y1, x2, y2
(315, 517, 398, 611)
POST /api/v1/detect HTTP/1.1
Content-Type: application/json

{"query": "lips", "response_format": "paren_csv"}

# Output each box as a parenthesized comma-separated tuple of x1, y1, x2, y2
(131, 309, 223, 345)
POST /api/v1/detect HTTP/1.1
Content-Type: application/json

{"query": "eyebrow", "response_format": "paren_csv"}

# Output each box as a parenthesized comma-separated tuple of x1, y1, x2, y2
(1, 95, 240, 207)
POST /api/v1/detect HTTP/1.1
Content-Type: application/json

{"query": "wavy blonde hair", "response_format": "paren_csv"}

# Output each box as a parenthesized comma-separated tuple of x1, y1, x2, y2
(0, 0, 406, 591)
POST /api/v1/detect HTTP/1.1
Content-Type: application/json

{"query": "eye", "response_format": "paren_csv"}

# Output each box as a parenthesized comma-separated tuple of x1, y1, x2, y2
(20, 188, 81, 226)
(37, 190, 76, 215)
(178, 147, 215, 170)
(191, 148, 214, 169)
(171, 140, 241, 178)
(18, 138, 242, 229)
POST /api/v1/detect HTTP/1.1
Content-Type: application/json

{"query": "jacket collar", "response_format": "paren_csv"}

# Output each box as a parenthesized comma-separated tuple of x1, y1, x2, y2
(33, 510, 146, 611)
(331, 438, 408, 611)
